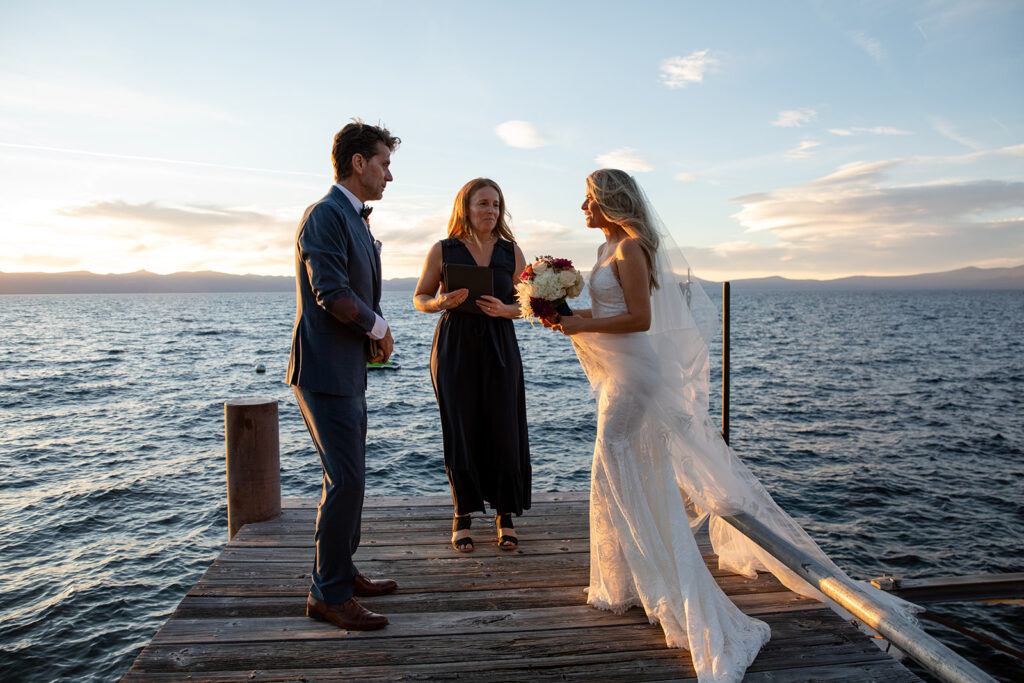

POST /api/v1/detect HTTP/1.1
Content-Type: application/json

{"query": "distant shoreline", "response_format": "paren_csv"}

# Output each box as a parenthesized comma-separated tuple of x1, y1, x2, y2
(2, 265, 1022, 295)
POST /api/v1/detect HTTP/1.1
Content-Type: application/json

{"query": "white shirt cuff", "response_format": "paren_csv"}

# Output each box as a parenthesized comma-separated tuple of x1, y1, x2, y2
(367, 314, 388, 340)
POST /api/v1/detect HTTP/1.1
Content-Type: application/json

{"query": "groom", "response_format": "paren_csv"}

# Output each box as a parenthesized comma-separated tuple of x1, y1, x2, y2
(286, 121, 400, 630)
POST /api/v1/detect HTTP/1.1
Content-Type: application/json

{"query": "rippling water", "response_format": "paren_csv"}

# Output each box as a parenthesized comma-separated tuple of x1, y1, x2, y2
(0, 289, 1021, 681)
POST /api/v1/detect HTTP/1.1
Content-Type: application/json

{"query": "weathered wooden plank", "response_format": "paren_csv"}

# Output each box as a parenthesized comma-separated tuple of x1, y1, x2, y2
(877, 572, 1024, 603)
(216, 537, 595, 561)
(740, 658, 921, 682)
(193, 548, 785, 587)
(281, 491, 590, 510)
(130, 608, 865, 673)
(227, 525, 593, 548)
(172, 587, 586, 619)
(206, 548, 727, 576)
(218, 536, 712, 560)
(173, 588, 824, 620)
(275, 502, 591, 523)
(237, 517, 590, 536)
(153, 592, 828, 647)
(188, 567, 787, 599)
(124, 650, 919, 683)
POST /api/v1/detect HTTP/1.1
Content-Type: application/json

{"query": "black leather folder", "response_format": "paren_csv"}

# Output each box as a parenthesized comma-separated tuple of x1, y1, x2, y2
(442, 263, 494, 315)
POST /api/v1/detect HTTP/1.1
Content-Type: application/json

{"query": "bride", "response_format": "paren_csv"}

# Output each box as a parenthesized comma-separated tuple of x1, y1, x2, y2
(549, 169, 914, 682)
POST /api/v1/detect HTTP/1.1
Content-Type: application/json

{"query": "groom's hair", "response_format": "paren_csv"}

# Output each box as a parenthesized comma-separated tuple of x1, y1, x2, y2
(333, 120, 401, 181)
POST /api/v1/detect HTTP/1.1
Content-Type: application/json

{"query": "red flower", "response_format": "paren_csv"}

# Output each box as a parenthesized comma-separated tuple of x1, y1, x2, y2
(530, 296, 557, 320)
(551, 258, 573, 270)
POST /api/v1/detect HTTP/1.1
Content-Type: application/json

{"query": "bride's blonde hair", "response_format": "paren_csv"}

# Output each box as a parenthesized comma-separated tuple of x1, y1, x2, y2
(587, 169, 660, 290)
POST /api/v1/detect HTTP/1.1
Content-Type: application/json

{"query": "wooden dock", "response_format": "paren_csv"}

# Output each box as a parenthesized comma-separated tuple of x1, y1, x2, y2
(123, 492, 919, 681)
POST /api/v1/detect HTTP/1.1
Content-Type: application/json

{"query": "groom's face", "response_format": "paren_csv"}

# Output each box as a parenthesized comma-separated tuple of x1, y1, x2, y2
(354, 142, 393, 202)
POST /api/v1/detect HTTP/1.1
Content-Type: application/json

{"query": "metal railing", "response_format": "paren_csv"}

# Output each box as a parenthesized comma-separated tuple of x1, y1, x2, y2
(721, 512, 996, 683)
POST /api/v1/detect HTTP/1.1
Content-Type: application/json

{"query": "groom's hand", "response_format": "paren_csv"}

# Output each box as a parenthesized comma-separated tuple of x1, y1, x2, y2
(367, 339, 383, 363)
(378, 327, 394, 363)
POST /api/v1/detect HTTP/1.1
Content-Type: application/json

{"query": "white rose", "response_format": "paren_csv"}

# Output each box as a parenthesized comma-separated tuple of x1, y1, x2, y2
(566, 272, 584, 298)
(533, 271, 561, 300)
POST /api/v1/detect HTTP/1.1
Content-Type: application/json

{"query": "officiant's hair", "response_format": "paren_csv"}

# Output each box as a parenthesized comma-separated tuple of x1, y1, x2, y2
(333, 121, 401, 181)
(587, 169, 660, 291)
(446, 178, 516, 244)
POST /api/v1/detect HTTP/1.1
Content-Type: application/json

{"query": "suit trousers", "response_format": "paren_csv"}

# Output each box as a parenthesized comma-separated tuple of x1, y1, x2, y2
(293, 386, 367, 604)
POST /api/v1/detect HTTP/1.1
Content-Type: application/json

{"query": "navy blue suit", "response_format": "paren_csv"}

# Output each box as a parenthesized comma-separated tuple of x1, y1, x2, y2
(287, 185, 382, 604)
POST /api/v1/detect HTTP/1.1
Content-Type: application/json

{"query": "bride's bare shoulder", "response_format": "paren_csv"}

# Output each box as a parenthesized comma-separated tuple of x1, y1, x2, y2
(615, 237, 644, 260)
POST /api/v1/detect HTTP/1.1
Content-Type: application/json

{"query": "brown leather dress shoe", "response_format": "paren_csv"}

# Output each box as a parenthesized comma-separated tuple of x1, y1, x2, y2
(353, 573, 398, 597)
(306, 594, 388, 630)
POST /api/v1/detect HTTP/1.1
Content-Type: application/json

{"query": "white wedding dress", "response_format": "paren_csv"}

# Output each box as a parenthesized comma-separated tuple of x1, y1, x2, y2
(575, 262, 769, 682)
(572, 255, 920, 682)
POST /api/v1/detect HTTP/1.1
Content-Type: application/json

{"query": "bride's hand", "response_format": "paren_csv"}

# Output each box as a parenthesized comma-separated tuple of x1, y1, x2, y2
(553, 315, 586, 335)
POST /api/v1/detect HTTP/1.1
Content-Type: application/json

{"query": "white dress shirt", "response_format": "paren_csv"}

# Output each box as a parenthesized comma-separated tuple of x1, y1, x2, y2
(334, 183, 388, 340)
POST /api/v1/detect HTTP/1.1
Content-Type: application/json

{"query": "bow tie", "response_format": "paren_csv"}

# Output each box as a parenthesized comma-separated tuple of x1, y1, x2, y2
(359, 205, 373, 221)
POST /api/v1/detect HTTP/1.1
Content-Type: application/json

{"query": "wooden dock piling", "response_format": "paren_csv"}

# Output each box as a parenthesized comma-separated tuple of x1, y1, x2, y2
(223, 398, 281, 540)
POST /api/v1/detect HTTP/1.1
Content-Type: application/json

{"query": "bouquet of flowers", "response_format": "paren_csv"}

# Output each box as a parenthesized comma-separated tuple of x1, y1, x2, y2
(516, 255, 585, 322)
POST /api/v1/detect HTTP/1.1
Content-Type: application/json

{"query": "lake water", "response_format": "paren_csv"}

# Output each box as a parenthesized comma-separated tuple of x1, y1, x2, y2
(0, 288, 1021, 681)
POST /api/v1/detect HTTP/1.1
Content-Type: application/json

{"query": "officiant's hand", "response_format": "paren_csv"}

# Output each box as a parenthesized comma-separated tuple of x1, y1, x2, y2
(477, 295, 516, 318)
(434, 284, 469, 312)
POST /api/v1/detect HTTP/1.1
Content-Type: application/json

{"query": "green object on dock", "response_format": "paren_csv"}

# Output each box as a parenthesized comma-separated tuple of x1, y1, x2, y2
(367, 360, 400, 370)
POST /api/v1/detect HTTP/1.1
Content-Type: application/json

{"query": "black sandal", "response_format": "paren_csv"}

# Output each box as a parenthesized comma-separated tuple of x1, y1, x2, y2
(452, 513, 473, 552)
(495, 512, 518, 551)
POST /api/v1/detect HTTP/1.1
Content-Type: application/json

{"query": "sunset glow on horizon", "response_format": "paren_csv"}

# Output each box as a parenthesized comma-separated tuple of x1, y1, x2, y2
(1, 1, 1022, 282)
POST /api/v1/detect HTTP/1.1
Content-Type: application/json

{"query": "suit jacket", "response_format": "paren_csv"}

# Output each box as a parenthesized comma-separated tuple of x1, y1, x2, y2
(286, 186, 383, 396)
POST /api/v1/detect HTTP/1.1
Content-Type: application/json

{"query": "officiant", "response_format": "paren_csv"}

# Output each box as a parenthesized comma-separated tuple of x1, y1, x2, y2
(413, 178, 531, 553)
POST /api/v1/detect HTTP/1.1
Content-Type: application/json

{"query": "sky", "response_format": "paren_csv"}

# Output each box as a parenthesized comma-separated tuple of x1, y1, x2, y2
(1, 0, 1022, 281)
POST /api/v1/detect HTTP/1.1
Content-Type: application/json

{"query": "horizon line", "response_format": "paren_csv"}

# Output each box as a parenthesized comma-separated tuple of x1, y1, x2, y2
(2, 262, 1023, 284)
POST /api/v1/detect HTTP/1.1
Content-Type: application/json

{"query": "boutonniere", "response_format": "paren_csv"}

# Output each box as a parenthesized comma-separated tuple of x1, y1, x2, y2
(373, 239, 382, 254)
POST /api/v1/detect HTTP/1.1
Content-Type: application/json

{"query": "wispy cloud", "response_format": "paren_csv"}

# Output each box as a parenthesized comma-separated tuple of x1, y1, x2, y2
(916, 0, 993, 36)
(494, 120, 547, 149)
(595, 148, 653, 172)
(15, 253, 81, 268)
(931, 117, 983, 150)
(516, 219, 575, 240)
(913, 143, 1024, 166)
(675, 172, 697, 183)
(58, 200, 290, 245)
(785, 140, 821, 159)
(848, 31, 886, 64)
(772, 108, 817, 127)
(828, 126, 913, 136)
(0, 142, 322, 177)
(659, 50, 718, 89)
(0, 75, 240, 124)
(721, 149, 1024, 275)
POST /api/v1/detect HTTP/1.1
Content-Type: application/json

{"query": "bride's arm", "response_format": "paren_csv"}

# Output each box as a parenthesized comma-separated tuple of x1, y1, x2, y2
(557, 239, 650, 334)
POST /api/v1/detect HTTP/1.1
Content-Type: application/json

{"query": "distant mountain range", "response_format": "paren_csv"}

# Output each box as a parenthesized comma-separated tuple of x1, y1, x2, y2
(719, 264, 1024, 292)
(2, 265, 1022, 295)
